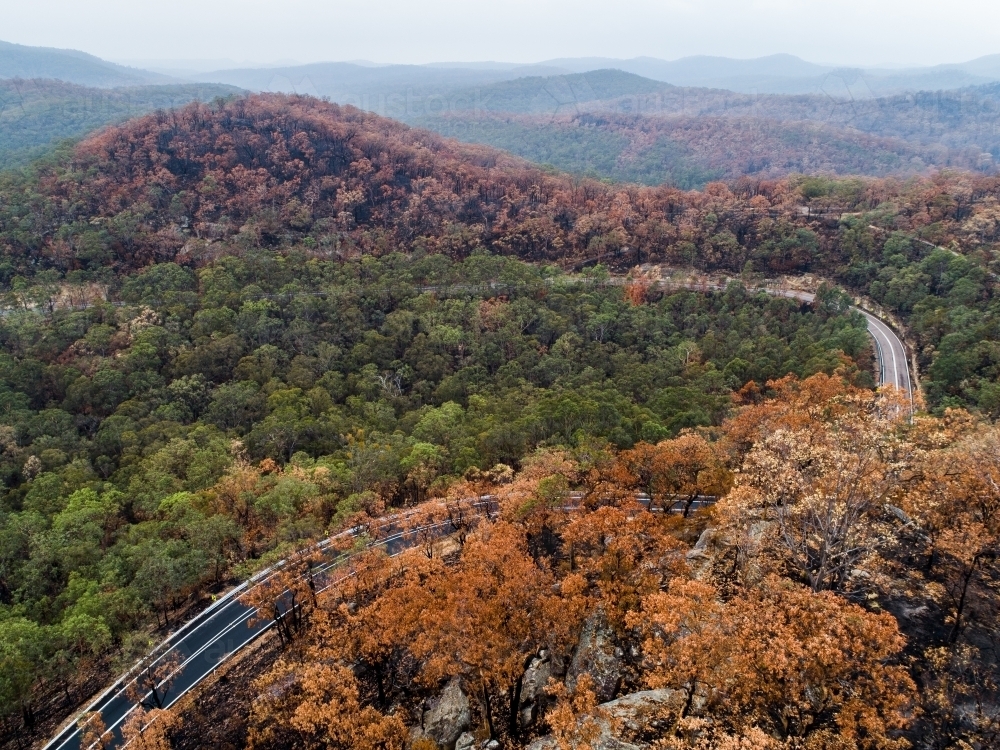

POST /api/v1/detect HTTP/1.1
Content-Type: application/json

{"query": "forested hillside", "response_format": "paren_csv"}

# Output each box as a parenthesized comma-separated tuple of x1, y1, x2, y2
(221, 376, 1000, 750)
(411, 71, 1000, 157)
(0, 78, 243, 169)
(0, 253, 870, 743)
(2, 95, 999, 408)
(418, 112, 954, 187)
(2, 94, 1000, 749)
(417, 69, 670, 116)
(408, 75, 1000, 185)
(6, 66, 1000, 188)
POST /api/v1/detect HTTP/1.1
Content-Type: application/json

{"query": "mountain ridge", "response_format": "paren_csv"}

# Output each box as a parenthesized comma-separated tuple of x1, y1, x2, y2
(6, 38, 1000, 101)
(0, 78, 245, 169)
(0, 39, 175, 88)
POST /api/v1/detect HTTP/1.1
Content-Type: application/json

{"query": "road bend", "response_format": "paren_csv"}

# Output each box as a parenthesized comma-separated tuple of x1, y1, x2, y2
(734, 285, 914, 406)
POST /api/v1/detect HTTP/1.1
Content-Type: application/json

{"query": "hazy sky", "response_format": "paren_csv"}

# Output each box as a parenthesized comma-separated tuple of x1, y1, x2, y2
(2, 0, 999, 68)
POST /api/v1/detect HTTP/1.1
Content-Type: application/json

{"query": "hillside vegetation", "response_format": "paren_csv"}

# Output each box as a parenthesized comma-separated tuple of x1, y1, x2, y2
(2, 96, 1000, 409)
(411, 70, 1000, 157)
(0, 254, 869, 743)
(1, 94, 1000, 749)
(408, 72, 1000, 186)
(5, 65, 1000, 188)
(0, 78, 243, 169)
(422, 69, 671, 116)
(418, 112, 947, 187)
(227, 376, 1000, 750)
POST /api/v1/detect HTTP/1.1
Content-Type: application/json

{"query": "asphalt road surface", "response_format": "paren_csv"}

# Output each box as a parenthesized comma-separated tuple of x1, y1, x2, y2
(859, 310, 913, 396)
(763, 287, 914, 405)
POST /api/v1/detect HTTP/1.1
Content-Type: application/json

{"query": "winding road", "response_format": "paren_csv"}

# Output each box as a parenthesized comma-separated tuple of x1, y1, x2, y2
(860, 310, 913, 397)
(42, 286, 914, 750)
(762, 286, 914, 406)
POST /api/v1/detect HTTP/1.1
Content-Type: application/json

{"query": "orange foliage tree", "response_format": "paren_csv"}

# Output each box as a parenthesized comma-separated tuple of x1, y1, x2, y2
(126, 649, 182, 711)
(560, 504, 687, 626)
(619, 433, 731, 516)
(77, 711, 110, 750)
(903, 422, 1000, 642)
(119, 706, 181, 750)
(630, 575, 915, 749)
(234, 378, 939, 749)
(240, 547, 324, 646)
(718, 377, 913, 592)
(248, 662, 407, 750)
(404, 521, 589, 740)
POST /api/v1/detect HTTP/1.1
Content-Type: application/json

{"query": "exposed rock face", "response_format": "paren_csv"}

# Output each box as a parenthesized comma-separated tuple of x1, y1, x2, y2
(519, 650, 553, 729)
(455, 733, 476, 750)
(686, 523, 774, 583)
(526, 688, 685, 750)
(413, 677, 472, 750)
(566, 611, 623, 703)
(527, 735, 641, 750)
(685, 526, 723, 580)
(602, 689, 686, 737)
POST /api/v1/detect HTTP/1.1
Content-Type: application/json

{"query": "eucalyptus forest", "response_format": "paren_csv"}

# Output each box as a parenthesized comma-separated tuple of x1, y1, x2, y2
(1, 92, 1000, 750)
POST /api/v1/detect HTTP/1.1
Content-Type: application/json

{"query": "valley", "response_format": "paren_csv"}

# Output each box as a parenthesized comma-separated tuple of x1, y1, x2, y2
(1, 29, 1000, 750)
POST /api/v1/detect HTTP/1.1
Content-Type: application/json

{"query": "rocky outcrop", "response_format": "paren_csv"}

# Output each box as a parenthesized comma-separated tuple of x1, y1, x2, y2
(526, 734, 641, 750)
(685, 526, 724, 580)
(566, 611, 623, 703)
(686, 523, 774, 583)
(518, 650, 554, 729)
(526, 688, 686, 750)
(412, 677, 472, 750)
(602, 688, 686, 737)
(452, 739, 499, 750)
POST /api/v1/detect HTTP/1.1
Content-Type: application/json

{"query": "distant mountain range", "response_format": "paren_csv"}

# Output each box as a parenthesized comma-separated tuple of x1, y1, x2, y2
(7, 38, 1000, 99)
(534, 54, 1000, 96)
(3, 39, 1000, 187)
(184, 61, 569, 105)
(406, 68, 1000, 186)
(0, 40, 173, 88)
(410, 68, 1000, 148)
(178, 52, 1000, 101)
